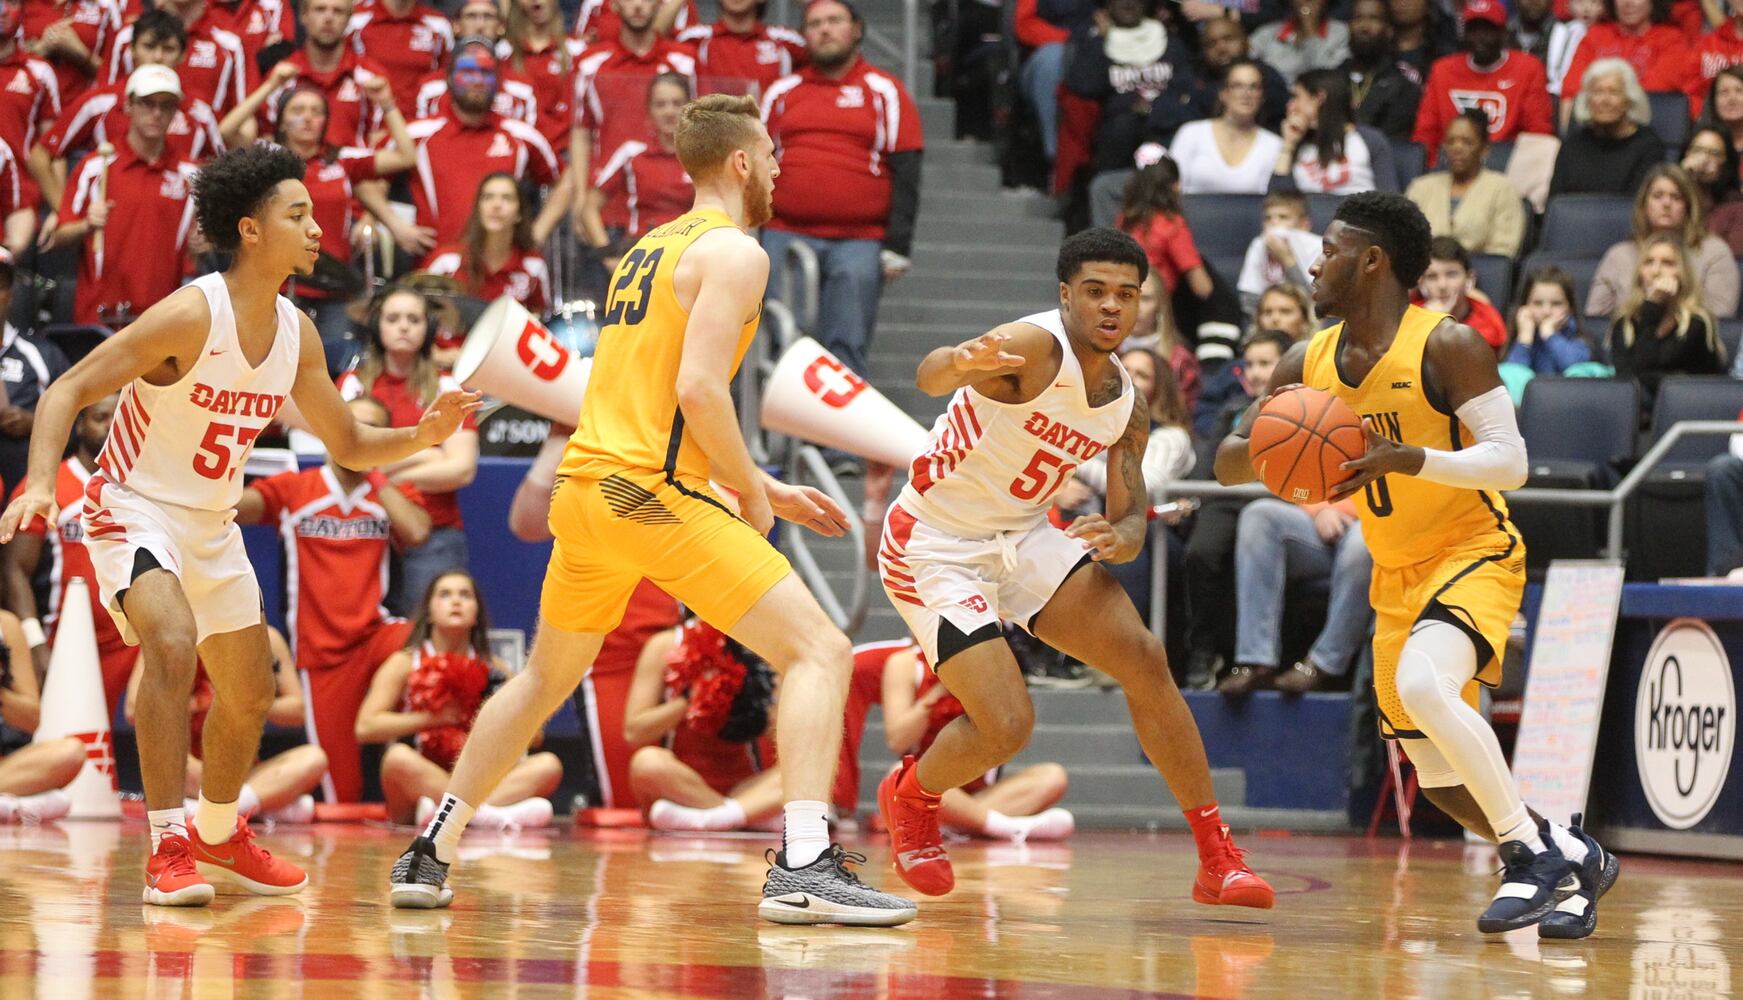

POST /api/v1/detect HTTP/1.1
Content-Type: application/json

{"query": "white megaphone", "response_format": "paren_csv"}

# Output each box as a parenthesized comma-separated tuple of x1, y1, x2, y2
(454, 297, 593, 423)
(760, 338, 928, 466)
(33, 579, 121, 819)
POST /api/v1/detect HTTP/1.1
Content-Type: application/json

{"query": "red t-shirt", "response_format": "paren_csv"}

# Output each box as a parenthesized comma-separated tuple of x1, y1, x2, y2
(1689, 22, 1743, 118)
(302, 147, 380, 262)
(107, 11, 251, 115)
(412, 68, 539, 131)
(248, 465, 410, 669)
(1414, 52, 1554, 164)
(21, 0, 116, 106)
(571, 0, 697, 43)
(345, 1, 453, 112)
(504, 41, 574, 149)
(674, 21, 806, 95)
(591, 139, 692, 236)
(1119, 211, 1203, 295)
(400, 112, 560, 244)
(9, 458, 124, 651)
(41, 83, 224, 164)
(1559, 21, 1690, 100)
(336, 367, 477, 529)
(761, 56, 924, 243)
(1014, 0, 1070, 48)
(259, 48, 391, 150)
(59, 143, 196, 325)
(212, 0, 288, 64)
(573, 37, 697, 161)
(0, 49, 60, 165)
(1412, 290, 1508, 349)
(420, 243, 551, 314)
(0, 141, 25, 218)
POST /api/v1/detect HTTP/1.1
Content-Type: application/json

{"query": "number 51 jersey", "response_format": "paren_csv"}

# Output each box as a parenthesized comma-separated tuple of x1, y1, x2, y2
(897, 309, 1134, 541)
(560, 208, 761, 489)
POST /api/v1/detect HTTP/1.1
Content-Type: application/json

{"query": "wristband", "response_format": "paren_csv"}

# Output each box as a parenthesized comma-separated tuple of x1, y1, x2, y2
(365, 470, 389, 492)
(21, 617, 45, 648)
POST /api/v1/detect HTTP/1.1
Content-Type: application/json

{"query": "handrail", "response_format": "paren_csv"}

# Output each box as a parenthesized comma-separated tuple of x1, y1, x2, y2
(857, 0, 920, 94)
(784, 441, 873, 635)
(776, 238, 821, 335)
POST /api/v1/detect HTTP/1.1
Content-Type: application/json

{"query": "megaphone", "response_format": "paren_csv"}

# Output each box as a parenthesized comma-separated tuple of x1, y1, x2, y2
(454, 297, 593, 423)
(33, 579, 121, 819)
(760, 338, 927, 467)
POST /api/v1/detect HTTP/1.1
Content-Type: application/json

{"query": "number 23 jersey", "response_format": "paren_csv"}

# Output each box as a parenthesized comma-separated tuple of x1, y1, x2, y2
(1301, 304, 1520, 568)
(897, 309, 1134, 540)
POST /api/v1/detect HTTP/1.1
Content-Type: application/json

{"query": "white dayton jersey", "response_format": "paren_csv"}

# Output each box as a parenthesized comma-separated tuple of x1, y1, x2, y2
(93, 271, 302, 511)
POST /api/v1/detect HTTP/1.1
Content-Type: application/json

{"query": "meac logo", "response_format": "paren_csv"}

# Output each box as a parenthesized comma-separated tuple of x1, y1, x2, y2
(514, 319, 569, 381)
(1635, 618, 1735, 830)
(802, 355, 868, 408)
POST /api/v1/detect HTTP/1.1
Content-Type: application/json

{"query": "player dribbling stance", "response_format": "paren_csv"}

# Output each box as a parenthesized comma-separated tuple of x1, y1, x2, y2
(876, 228, 1273, 909)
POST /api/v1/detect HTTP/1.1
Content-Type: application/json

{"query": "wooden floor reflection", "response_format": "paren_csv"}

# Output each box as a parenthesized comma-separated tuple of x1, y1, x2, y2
(0, 822, 1737, 998)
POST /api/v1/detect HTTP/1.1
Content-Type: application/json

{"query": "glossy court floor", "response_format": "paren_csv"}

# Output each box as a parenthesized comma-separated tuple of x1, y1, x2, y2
(0, 823, 1737, 999)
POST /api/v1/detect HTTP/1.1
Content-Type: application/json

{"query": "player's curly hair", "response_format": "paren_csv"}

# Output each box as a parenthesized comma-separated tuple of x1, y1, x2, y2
(192, 143, 307, 254)
(1332, 191, 1432, 289)
(1056, 226, 1149, 285)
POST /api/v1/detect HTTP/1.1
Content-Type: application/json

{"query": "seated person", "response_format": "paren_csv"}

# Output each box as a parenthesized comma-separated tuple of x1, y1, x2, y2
(421, 172, 552, 316)
(1587, 164, 1741, 320)
(1248, 0, 1349, 85)
(1405, 109, 1526, 258)
(124, 627, 328, 825)
(878, 642, 1074, 841)
(1168, 60, 1283, 195)
(1507, 266, 1596, 374)
(1270, 69, 1397, 195)
(1236, 191, 1321, 321)
(1608, 234, 1727, 408)
(1124, 272, 1201, 415)
(1681, 126, 1743, 257)
(582, 72, 696, 259)
(356, 571, 561, 827)
(0, 608, 79, 823)
(1550, 58, 1665, 198)
(1412, 237, 1507, 353)
(1064, 0, 1209, 175)
(623, 617, 782, 832)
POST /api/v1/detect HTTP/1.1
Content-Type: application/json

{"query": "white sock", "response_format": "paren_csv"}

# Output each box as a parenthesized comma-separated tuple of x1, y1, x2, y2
(650, 798, 748, 832)
(499, 797, 554, 828)
(236, 784, 261, 819)
(782, 800, 830, 867)
(263, 795, 315, 824)
(1492, 807, 1547, 854)
(192, 794, 238, 845)
(148, 808, 188, 849)
(1546, 820, 1589, 865)
(982, 809, 1023, 839)
(421, 793, 476, 864)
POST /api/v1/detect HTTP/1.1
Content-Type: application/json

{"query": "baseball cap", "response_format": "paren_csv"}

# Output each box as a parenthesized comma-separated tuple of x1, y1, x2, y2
(1462, 0, 1506, 27)
(126, 64, 183, 101)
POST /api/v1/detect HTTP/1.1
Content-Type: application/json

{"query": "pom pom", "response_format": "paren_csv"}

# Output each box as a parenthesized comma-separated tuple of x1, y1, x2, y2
(407, 650, 492, 769)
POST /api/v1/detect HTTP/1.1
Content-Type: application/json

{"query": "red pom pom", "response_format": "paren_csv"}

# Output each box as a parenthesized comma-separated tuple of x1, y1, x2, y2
(668, 619, 747, 736)
(407, 650, 492, 768)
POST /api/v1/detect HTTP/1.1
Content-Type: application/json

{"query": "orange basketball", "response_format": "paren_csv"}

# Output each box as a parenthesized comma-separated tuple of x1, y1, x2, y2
(1249, 387, 1367, 505)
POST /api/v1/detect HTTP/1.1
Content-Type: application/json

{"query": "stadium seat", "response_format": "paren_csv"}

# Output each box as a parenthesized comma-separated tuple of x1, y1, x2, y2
(1392, 141, 1427, 189)
(1182, 194, 1266, 255)
(1485, 140, 1513, 171)
(1647, 91, 1690, 154)
(1538, 194, 1633, 253)
(1628, 374, 1743, 580)
(1519, 376, 1639, 486)
(1719, 318, 1743, 364)
(1470, 254, 1513, 307)
(1306, 193, 1342, 233)
(1646, 375, 1743, 471)
(43, 325, 111, 367)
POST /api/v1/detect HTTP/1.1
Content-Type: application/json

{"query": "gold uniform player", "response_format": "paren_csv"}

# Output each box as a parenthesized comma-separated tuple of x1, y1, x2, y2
(1215, 193, 1619, 939)
(388, 94, 916, 926)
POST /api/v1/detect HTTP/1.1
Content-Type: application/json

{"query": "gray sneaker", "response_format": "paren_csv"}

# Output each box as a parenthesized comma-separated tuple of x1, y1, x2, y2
(759, 846, 918, 926)
(389, 836, 454, 909)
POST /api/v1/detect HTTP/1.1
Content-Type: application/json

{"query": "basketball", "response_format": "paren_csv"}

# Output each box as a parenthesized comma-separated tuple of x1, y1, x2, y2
(1249, 387, 1367, 505)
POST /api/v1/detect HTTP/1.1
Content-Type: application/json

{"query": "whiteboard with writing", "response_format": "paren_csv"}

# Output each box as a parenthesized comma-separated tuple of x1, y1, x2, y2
(1512, 560, 1626, 821)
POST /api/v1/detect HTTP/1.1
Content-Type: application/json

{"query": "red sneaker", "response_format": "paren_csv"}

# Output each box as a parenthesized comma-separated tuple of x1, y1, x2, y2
(1192, 827, 1275, 909)
(191, 818, 309, 895)
(877, 756, 954, 896)
(144, 834, 215, 907)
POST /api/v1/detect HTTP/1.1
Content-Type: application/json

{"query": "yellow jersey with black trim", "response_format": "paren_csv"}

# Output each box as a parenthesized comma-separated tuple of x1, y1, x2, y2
(559, 209, 761, 487)
(1301, 304, 1522, 569)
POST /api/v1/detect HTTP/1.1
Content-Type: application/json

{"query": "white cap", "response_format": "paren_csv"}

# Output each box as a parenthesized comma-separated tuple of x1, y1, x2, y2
(125, 64, 182, 101)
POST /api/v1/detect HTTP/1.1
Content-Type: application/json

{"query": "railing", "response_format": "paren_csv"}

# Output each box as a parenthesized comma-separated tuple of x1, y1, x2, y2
(773, 238, 821, 335)
(1145, 420, 1743, 637)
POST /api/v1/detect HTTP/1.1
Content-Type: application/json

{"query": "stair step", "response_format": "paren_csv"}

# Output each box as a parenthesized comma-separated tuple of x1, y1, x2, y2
(922, 163, 1002, 191)
(921, 142, 997, 168)
(911, 241, 1060, 269)
(914, 216, 1058, 245)
(879, 297, 1052, 327)
(920, 192, 1059, 222)
(894, 271, 1054, 303)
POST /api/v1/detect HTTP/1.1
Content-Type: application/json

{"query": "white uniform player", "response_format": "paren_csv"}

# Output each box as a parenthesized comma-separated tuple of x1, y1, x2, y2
(879, 309, 1133, 666)
(82, 271, 301, 644)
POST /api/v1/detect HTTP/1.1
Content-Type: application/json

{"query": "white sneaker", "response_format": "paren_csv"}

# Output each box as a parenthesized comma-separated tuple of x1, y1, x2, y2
(263, 795, 315, 825)
(0, 790, 71, 824)
(1016, 807, 1075, 842)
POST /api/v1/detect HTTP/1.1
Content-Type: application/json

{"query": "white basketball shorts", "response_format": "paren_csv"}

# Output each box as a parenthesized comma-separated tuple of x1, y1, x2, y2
(877, 502, 1090, 668)
(81, 478, 263, 644)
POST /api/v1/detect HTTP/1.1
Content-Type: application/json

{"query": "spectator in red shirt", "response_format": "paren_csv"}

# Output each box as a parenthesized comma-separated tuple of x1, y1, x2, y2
(20, 0, 116, 107)
(50, 65, 196, 327)
(0, 0, 61, 190)
(337, 285, 480, 617)
(345, 0, 452, 112)
(255, 0, 391, 149)
(582, 72, 692, 254)
(106, 0, 250, 116)
(1559, 0, 1690, 105)
(760, 0, 922, 391)
(1703, 64, 1743, 159)
(211, 0, 287, 65)
(1690, 0, 1743, 119)
(412, 0, 539, 130)
(1413, 235, 1508, 352)
(502, 0, 575, 149)
(676, 0, 806, 96)
(1116, 157, 1213, 300)
(573, 0, 696, 45)
(237, 396, 430, 803)
(1413, 0, 1554, 163)
(421, 172, 552, 314)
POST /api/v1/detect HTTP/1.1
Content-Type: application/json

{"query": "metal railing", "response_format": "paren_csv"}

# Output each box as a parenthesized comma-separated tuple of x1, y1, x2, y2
(1145, 420, 1743, 638)
(773, 238, 821, 335)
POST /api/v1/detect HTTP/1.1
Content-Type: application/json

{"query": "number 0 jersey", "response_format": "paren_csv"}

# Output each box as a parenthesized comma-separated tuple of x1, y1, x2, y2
(95, 272, 301, 511)
(1301, 304, 1521, 568)
(559, 208, 761, 488)
(896, 310, 1134, 540)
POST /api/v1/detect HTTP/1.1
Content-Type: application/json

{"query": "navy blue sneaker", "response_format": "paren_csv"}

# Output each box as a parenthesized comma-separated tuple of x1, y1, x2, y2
(1539, 814, 1620, 940)
(1478, 839, 1576, 934)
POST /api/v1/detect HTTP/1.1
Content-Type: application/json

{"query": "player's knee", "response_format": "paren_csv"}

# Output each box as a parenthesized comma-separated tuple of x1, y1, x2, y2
(1393, 653, 1454, 720)
(140, 632, 199, 687)
(981, 701, 1036, 757)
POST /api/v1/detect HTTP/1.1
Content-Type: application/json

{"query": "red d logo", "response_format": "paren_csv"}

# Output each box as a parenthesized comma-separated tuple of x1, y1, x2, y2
(515, 320, 569, 381)
(802, 355, 868, 409)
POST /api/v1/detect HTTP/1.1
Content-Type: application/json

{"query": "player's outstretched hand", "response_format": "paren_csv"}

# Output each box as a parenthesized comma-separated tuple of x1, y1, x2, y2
(415, 389, 484, 445)
(952, 331, 1025, 373)
(766, 481, 852, 537)
(1328, 426, 1424, 503)
(1065, 513, 1135, 563)
(0, 488, 55, 544)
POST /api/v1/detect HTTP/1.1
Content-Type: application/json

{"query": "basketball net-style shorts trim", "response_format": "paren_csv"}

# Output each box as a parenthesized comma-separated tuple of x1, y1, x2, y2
(540, 471, 792, 635)
(878, 502, 1088, 668)
(82, 479, 264, 644)
(1369, 536, 1525, 740)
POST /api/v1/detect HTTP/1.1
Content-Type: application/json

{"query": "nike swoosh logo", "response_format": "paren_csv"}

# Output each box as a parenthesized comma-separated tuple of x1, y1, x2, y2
(1198, 806, 1218, 818)
(1054, 382, 1072, 388)
(897, 849, 938, 869)
(202, 851, 240, 867)
(775, 894, 810, 908)
(208, 350, 224, 356)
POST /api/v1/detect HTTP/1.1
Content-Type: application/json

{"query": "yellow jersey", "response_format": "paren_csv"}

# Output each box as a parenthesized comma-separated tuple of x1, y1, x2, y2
(559, 209, 761, 488)
(1301, 304, 1522, 569)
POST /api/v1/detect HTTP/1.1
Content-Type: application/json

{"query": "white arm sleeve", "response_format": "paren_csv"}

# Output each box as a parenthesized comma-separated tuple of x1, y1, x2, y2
(1414, 386, 1529, 491)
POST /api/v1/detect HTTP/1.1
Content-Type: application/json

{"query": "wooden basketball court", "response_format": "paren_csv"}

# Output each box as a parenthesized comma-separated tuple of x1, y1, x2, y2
(1, 823, 1737, 997)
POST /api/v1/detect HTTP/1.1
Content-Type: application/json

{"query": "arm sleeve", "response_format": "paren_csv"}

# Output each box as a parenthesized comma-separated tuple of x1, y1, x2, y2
(1166, 217, 1202, 273)
(882, 149, 922, 258)
(1414, 385, 1528, 490)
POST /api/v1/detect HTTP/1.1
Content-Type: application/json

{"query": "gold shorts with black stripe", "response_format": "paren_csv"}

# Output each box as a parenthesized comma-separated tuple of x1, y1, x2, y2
(540, 470, 791, 634)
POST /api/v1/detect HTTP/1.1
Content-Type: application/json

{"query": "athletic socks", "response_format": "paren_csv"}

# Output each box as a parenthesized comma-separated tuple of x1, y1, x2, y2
(1493, 807, 1548, 855)
(192, 794, 239, 845)
(422, 793, 477, 864)
(982, 807, 1076, 842)
(471, 798, 554, 830)
(1545, 820, 1590, 866)
(147, 808, 188, 849)
(782, 800, 831, 867)
(1185, 801, 1229, 858)
(649, 798, 748, 832)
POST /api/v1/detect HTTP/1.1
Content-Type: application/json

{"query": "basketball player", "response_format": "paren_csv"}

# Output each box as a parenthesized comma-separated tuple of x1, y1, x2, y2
(387, 94, 916, 927)
(0, 144, 479, 907)
(1214, 192, 1618, 939)
(877, 228, 1274, 909)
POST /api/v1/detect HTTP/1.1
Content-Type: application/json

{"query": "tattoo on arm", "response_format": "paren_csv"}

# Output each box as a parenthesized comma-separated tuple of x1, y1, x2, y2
(1113, 392, 1150, 524)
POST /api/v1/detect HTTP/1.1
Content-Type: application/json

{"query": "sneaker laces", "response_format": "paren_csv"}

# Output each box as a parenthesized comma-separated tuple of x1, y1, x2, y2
(893, 791, 946, 861)
(157, 836, 200, 878)
(1204, 828, 1253, 876)
(228, 821, 277, 863)
(824, 845, 874, 887)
